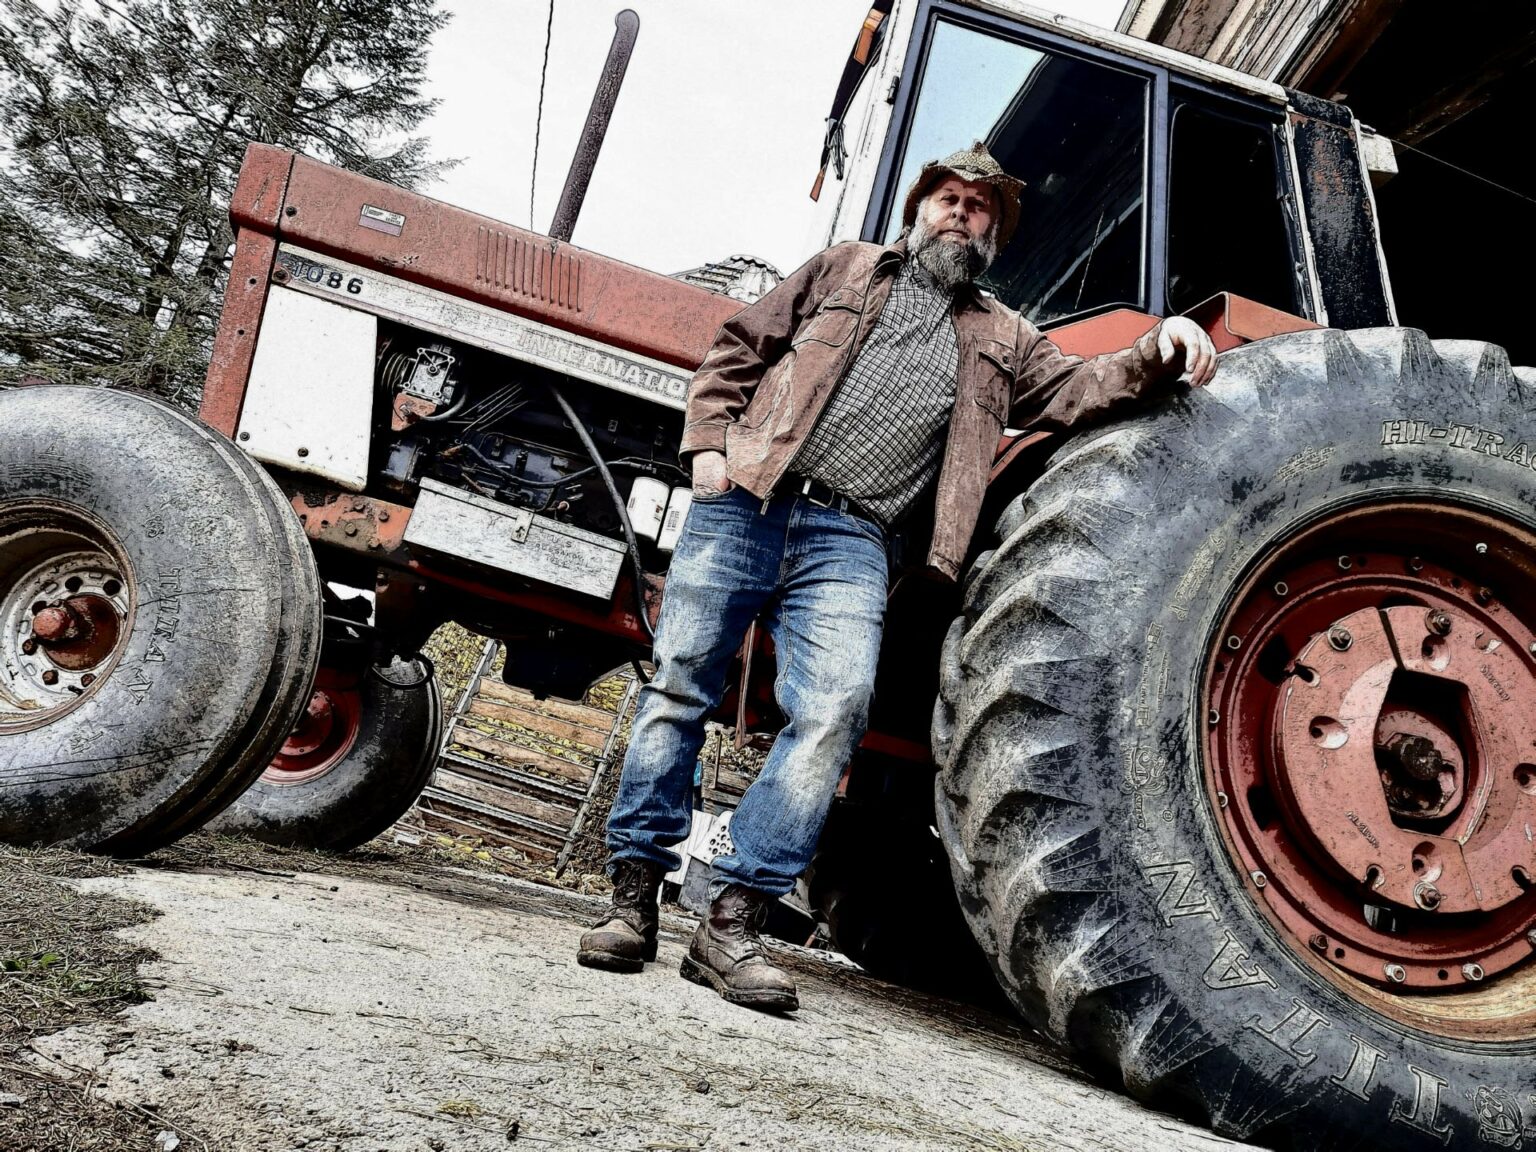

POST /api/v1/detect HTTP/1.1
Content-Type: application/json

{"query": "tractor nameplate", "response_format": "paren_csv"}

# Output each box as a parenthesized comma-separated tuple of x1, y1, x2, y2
(273, 244, 691, 411)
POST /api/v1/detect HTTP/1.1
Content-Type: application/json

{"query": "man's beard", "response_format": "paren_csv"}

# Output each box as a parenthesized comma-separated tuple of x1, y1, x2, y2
(908, 213, 997, 291)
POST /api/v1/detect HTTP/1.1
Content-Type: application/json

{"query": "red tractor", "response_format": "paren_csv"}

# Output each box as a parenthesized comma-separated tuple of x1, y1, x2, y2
(3, 2, 1532, 1146)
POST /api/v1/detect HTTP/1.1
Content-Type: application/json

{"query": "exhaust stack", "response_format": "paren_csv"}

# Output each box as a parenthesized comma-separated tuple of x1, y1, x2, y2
(548, 9, 640, 243)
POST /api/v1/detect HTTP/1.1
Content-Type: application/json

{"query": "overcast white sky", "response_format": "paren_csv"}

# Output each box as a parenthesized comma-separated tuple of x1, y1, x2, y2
(422, 1, 1126, 278)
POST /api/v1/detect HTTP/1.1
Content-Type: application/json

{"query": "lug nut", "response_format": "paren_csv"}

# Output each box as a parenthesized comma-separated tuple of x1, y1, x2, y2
(40, 670, 58, 686)
(1426, 610, 1452, 637)
(1409, 556, 1424, 572)
(1273, 581, 1289, 596)
(1328, 626, 1353, 651)
(1250, 870, 1267, 889)
(1384, 963, 1407, 983)
(1413, 882, 1442, 912)
(1337, 555, 1353, 570)
(80, 673, 95, 687)
(1462, 962, 1485, 982)
(1476, 542, 1489, 555)
(1226, 635, 1242, 651)
(20, 638, 36, 655)
(1309, 934, 1328, 953)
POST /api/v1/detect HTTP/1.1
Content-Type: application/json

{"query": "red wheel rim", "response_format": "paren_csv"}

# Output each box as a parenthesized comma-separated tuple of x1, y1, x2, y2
(262, 666, 362, 785)
(1204, 500, 1536, 1039)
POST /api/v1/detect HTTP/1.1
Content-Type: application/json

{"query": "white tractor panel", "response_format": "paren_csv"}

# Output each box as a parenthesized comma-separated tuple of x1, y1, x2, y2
(237, 287, 376, 491)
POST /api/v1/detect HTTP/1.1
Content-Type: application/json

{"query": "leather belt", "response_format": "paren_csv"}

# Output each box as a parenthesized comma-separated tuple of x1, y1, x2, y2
(787, 474, 877, 526)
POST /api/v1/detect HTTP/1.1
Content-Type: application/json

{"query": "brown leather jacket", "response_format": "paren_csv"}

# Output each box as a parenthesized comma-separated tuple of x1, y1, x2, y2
(681, 239, 1171, 581)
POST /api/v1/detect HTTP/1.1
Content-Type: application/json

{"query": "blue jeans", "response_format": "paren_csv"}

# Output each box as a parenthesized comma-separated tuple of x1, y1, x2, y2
(606, 485, 888, 897)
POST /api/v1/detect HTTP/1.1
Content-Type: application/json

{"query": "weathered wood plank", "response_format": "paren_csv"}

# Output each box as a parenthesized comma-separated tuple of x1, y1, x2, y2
(467, 696, 610, 747)
(438, 750, 586, 803)
(416, 806, 559, 860)
(449, 727, 596, 786)
(432, 770, 577, 831)
(477, 678, 619, 733)
(419, 789, 568, 845)
(708, 765, 757, 796)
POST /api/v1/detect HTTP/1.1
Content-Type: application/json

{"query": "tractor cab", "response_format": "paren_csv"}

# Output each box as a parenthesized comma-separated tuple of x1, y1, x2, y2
(812, 0, 1396, 338)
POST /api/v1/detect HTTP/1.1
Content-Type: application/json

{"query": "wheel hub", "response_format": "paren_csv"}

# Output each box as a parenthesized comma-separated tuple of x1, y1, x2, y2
(28, 593, 123, 670)
(1270, 602, 1536, 920)
(1206, 502, 1536, 1009)
(1375, 727, 1459, 820)
(263, 667, 362, 784)
(1, 528, 130, 727)
(280, 690, 338, 758)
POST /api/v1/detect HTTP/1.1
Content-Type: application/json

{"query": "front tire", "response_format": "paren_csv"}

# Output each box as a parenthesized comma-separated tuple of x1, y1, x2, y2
(936, 329, 1536, 1149)
(0, 386, 320, 852)
(209, 656, 442, 851)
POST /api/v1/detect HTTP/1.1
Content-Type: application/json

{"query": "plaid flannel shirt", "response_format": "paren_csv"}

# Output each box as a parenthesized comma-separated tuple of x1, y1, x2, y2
(795, 260, 958, 525)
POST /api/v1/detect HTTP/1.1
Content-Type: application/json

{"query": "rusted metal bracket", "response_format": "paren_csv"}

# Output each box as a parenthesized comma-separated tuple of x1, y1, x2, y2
(290, 491, 412, 557)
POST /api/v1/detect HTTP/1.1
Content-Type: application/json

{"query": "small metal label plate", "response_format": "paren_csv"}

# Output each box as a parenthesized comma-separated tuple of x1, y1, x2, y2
(359, 204, 406, 236)
(404, 479, 624, 599)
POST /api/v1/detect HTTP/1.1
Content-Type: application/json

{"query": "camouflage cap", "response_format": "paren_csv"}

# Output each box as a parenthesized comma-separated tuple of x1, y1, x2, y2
(901, 140, 1025, 249)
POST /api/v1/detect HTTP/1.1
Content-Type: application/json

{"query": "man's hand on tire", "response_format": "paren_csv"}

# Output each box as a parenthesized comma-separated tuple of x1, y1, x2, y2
(692, 450, 732, 496)
(1155, 316, 1219, 388)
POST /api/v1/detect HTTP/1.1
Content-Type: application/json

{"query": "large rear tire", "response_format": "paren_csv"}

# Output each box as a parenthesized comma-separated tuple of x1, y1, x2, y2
(0, 386, 320, 852)
(935, 330, 1536, 1149)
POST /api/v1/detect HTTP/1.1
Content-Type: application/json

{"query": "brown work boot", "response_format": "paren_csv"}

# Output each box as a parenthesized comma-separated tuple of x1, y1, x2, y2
(577, 859, 663, 973)
(679, 884, 799, 1012)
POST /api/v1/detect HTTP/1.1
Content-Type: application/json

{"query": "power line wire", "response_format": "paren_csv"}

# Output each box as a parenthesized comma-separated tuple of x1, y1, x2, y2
(1387, 134, 1536, 210)
(529, 0, 556, 231)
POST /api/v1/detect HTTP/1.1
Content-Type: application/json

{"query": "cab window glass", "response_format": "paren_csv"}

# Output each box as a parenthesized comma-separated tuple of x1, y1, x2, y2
(1166, 102, 1298, 315)
(885, 19, 1148, 325)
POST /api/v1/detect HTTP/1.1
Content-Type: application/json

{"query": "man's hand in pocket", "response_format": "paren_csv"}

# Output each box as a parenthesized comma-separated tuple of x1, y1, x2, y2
(692, 450, 731, 496)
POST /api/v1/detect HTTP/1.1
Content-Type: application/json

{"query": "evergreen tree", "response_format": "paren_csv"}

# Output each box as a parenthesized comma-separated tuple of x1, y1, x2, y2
(0, 0, 451, 406)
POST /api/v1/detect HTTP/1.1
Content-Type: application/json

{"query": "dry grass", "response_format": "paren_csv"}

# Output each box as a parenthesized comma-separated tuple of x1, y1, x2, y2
(0, 845, 162, 1151)
(142, 827, 542, 887)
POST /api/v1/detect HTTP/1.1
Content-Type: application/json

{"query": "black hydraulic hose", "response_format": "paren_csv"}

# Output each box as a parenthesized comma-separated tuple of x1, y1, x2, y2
(417, 389, 470, 422)
(455, 444, 682, 489)
(544, 382, 657, 649)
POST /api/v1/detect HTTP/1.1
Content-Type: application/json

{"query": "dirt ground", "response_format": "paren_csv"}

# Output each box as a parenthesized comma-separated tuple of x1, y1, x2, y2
(1, 836, 1257, 1152)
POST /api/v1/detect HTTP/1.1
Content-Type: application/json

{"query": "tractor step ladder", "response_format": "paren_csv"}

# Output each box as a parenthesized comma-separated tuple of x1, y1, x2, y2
(417, 639, 639, 873)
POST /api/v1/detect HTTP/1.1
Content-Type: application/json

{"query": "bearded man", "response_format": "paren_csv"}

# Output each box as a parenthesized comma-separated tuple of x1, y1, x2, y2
(577, 143, 1217, 1011)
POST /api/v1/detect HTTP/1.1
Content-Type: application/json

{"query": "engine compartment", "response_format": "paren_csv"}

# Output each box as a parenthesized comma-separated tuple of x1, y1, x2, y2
(373, 321, 693, 573)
